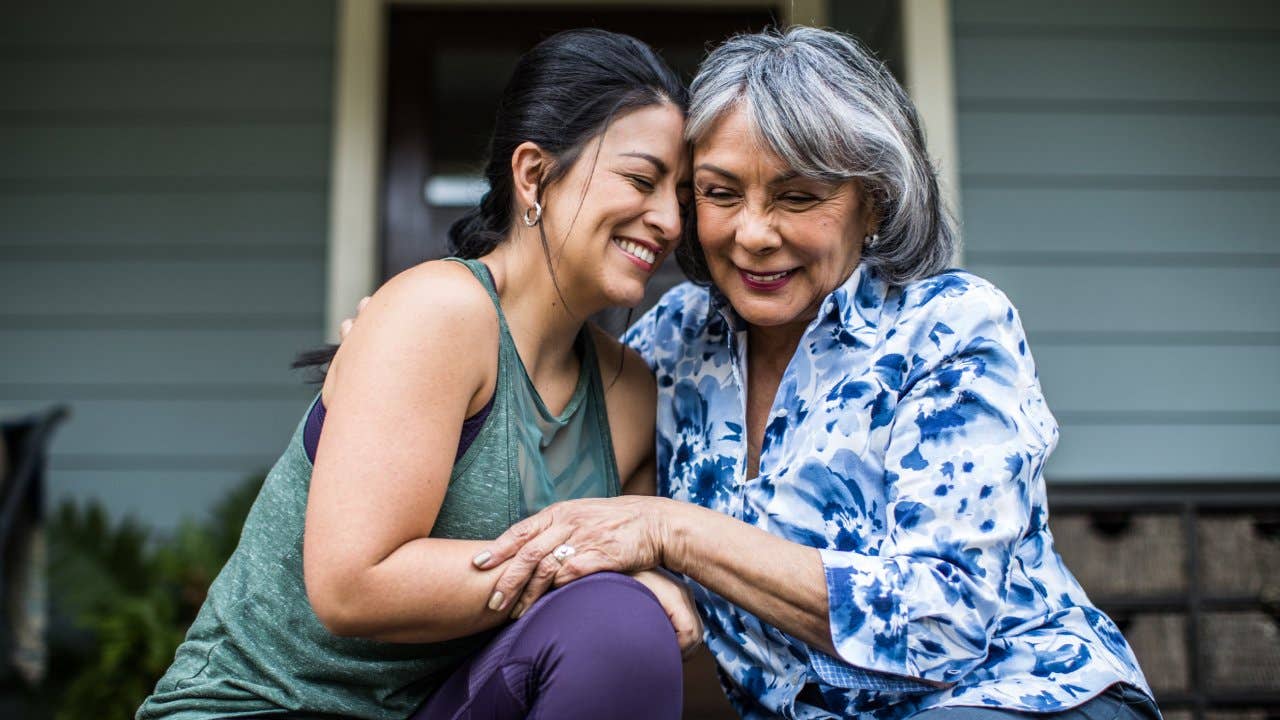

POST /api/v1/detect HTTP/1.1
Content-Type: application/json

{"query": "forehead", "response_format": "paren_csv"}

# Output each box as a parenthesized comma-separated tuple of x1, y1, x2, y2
(597, 103, 687, 160)
(692, 104, 789, 177)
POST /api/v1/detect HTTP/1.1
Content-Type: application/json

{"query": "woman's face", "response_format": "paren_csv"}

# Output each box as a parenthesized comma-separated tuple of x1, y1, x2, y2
(540, 103, 690, 309)
(693, 105, 869, 332)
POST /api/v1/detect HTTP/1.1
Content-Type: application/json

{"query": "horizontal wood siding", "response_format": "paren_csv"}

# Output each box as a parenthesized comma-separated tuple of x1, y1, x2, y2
(0, 1, 335, 531)
(953, 0, 1279, 480)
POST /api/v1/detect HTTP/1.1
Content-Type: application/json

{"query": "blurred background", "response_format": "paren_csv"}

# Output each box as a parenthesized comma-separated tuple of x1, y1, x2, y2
(0, 1, 1277, 718)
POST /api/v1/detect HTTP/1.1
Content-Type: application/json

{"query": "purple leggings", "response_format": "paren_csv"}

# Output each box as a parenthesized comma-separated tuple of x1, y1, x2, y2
(410, 572, 683, 720)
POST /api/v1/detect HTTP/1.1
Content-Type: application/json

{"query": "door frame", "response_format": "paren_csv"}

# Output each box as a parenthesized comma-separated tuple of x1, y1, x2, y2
(324, 0, 957, 338)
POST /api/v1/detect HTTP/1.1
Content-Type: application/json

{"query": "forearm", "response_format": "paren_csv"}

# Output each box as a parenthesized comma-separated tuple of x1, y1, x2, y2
(319, 537, 511, 643)
(657, 498, 836, 655)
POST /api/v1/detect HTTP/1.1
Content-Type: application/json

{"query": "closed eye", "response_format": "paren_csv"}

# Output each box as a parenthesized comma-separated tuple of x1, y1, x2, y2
(779, 193, 820, 205)
(698, 185, 739, 203)
(626, 174, 656, 191)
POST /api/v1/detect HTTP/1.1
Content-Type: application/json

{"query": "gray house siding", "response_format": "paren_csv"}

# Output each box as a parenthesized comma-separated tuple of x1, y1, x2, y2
(0, 1, 335, 529)
(953, 0, 1280, 480)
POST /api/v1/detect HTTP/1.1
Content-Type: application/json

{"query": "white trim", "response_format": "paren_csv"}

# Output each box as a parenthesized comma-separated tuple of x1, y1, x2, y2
(901, 0, 962, 253)
(325, 0, 384, 342)
(784, 0, 827, 26)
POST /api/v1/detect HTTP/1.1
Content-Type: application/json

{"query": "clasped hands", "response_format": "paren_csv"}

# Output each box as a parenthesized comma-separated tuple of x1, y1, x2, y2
(471, 496, 702, 657)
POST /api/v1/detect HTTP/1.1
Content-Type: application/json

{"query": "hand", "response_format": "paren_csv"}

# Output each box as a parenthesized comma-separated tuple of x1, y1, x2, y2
(338, 296, 371, 342)
(474, 496, 668, 617)
(630, 569, 703, 659)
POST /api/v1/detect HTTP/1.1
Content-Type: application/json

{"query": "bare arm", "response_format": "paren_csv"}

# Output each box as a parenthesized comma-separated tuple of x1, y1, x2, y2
(474, 495, 831, 651)
(659, 500, 832, 653)
(304, 262, 512, 643)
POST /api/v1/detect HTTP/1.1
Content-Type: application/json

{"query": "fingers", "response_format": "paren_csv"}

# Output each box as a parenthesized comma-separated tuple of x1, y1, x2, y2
(626, 569, 702, 658)
(337, 297, 371, 341)
(509, 552, 565, 620)
(677, 612, 705, 659)
(484, 525, 572, 614)
(473, 511, 553, 571)
(550, 551, 605, 587)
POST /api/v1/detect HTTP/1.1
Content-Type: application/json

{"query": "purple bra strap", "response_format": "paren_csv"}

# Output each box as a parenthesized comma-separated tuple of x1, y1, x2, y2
(304, 262, 498, 465)
(304, 392, 495, 465)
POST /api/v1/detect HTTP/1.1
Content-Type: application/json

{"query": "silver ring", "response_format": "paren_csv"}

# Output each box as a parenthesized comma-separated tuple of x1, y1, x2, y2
(551, 544, 576, 564)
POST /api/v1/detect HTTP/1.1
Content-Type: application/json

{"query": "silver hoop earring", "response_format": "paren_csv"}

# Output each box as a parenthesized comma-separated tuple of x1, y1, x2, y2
(863, 233, 879, 248)
(522, 202, 543, 227)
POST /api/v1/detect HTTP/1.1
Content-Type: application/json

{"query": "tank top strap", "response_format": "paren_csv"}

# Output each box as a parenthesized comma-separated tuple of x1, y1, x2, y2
(444, 256, 514, 340)
(579, 327, 622, 497)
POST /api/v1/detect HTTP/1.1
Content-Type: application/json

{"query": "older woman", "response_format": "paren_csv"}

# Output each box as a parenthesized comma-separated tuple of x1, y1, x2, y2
(472, 27, 1159, 720)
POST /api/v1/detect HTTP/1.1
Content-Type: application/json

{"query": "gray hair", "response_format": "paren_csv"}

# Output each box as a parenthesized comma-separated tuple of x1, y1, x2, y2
(681, 26, 958, 285)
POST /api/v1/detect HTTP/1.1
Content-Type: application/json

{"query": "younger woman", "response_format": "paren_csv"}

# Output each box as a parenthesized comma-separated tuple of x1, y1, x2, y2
(137, 29, 695, 720)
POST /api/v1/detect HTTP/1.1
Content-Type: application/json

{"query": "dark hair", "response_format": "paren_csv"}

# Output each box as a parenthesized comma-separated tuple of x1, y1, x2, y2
(295, 29, 687, 379)
(450, 28, 688, 258)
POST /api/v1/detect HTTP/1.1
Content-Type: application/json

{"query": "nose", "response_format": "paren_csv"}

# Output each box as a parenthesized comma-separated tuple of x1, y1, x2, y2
(735, 204, 781, 255)
(644, 191, 683, 244)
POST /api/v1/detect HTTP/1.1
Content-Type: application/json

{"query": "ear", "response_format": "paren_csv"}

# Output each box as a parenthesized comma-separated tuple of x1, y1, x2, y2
(510, 141, 550, 212)
(854, 180, 879, 236)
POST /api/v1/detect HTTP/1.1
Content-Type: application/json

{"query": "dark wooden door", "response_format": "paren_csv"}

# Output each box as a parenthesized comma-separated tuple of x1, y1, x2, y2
(380, 6, 779, 300)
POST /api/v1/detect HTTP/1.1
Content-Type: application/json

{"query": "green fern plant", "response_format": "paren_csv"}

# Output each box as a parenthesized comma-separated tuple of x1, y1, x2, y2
(46, 474, 264, 720)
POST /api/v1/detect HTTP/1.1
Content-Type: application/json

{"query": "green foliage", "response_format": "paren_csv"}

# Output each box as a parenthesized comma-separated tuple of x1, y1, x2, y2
(45, 474, 265, 720)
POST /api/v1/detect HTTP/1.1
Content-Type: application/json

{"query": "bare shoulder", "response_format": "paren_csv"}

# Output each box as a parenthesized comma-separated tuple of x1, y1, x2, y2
(376, 259, 497, 332)
(326, 260, 499, 400)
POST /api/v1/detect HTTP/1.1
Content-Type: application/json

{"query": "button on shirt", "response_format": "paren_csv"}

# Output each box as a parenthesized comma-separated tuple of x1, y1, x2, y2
(622, 265, 1152, 719)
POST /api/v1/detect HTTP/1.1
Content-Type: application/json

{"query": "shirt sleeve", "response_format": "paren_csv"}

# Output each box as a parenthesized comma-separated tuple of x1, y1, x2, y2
(817, 283, 1056, 687)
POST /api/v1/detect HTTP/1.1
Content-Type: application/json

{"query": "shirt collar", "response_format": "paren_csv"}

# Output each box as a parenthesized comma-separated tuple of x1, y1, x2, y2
(706, 262, 888, 339)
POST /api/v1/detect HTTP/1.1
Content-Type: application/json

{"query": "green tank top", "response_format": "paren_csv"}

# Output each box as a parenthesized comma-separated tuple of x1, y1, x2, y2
(137, 258, 621, 720)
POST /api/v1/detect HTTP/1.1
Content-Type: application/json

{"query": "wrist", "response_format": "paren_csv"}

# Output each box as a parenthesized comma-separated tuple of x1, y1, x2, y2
(653, 497, 694, 575)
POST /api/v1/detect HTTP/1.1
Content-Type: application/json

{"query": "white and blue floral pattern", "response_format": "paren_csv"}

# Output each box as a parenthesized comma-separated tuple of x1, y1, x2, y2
(623, 265, 1153, 719)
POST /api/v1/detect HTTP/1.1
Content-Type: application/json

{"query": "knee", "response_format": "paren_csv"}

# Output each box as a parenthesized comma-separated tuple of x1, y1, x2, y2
(531, 572, 681, 665)
(514, 573, 683, 718)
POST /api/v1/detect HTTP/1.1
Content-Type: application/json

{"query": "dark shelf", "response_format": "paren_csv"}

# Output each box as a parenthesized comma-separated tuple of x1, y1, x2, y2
(1049, 485, 1280, 720)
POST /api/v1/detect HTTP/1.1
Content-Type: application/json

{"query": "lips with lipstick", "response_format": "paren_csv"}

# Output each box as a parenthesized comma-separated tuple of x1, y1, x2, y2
(739, 267, 795, 291)
(613, 236, 661, 270)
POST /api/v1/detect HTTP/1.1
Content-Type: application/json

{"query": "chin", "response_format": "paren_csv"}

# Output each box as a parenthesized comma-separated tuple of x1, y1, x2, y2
(599, 276, 648, 309)
(608, 286, 648, 309)
(727, 295, 808, 328)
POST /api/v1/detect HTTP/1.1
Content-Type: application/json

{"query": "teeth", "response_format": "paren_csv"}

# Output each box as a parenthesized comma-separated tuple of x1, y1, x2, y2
(615, 238, 656, 265)
(746, 270, 789, 282)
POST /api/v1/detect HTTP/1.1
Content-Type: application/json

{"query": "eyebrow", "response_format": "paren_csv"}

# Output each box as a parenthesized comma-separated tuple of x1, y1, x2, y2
(621, 152, 669, 175)
(696, 163, 738, 182)
(696, 163, 801, 186)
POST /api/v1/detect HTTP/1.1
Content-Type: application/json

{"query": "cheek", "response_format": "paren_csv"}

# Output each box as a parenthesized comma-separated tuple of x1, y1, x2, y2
(694, 206, 734, 251)
(795, 212, 855, 255)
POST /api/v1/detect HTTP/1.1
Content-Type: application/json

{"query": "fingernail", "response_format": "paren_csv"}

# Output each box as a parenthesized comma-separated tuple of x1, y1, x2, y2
(472, 551, 492, 568)
(510, 602, 525, 620)
(487, 590, 504, 611)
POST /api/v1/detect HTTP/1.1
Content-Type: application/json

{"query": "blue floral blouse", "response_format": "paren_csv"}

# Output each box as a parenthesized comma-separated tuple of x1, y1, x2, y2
(622, 265, 1153, 719)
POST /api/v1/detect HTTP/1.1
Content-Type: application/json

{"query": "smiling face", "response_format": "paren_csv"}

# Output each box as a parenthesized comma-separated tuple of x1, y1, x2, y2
(692, 104, 871, 332)
(538, 102, 691, 309)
